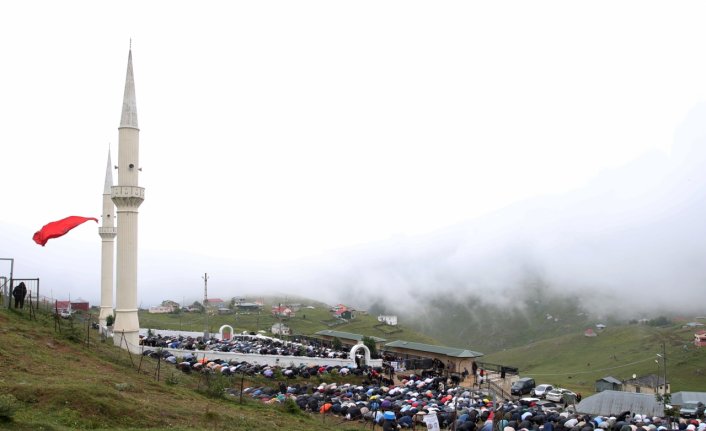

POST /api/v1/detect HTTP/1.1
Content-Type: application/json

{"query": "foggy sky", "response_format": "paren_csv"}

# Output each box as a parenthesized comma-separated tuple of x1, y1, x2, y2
(4, 103, 706, 317)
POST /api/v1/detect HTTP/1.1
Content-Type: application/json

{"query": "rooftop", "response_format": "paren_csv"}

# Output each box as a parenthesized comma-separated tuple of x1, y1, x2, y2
(384, 340, 483, 358)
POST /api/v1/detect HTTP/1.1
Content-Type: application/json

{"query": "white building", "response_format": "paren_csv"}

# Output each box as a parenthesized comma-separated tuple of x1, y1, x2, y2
(378, 315, 398, 326)
(271, 323, 291, 335)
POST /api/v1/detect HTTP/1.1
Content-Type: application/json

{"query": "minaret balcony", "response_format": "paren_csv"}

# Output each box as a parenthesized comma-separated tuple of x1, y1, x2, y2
(111, 186, 145, 210)
(99, 226, 117, 239)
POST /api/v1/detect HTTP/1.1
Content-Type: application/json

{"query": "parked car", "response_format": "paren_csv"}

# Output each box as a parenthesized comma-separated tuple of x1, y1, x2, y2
(531, 384, 554, 398)
(511, 377, 536, 396)
(59, 310, 72, 319)
(546, 388, 576, 403)
(679, 401, 702, 419)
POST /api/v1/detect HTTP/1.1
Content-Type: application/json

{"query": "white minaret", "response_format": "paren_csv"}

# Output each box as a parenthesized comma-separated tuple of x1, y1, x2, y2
(98, 148, 117, 328)
(111, 47, 145, 351)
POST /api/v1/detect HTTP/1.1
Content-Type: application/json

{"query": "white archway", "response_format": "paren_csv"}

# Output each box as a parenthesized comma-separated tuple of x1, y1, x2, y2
(350, 342, 372, 368)
(219, 324, 234, 340)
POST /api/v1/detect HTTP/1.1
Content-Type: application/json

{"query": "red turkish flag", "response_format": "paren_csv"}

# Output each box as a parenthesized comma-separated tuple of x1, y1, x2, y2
(32, 216, 98, 246)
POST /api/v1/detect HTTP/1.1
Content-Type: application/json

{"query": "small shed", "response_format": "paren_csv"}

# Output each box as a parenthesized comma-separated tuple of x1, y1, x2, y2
(595, 376, 622, 392)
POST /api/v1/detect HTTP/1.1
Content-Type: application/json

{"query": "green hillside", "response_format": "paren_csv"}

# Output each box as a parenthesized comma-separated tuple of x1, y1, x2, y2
(400, 282, 605, 354)
(0, 306, 368, 431)
(139, 297, 440, 346)
(481, 322, 706, 395)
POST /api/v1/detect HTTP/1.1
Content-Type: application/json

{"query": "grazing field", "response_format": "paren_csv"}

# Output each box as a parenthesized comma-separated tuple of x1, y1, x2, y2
(481, 323, 706, 395)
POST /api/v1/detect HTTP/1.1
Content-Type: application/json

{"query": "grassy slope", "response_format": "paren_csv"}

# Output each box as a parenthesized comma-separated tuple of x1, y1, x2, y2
(0, 307, 367, 431)
(138, 298, 439, 345)
(480, 323, 706, 395)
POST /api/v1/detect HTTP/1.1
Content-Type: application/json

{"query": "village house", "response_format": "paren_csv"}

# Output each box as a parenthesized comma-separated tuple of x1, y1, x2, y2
(70, 298, 89, 312)
(231, 298, 263, 311)
(55, 300, 71, 314)
(331, 304, 355, 320)
(205, 298, 229, 313)
(622, 374, 670, 395)
(150, 300, 180, 314)
(272, 305, 295, 318)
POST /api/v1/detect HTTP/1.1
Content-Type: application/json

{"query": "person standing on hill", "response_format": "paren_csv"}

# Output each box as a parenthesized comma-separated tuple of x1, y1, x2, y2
(12, 282, 27, 309)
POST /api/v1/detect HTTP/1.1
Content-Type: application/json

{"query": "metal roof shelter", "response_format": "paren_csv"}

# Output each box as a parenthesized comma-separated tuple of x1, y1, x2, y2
(384, 340, 483, 358)
(575, 390, 664, 417)
(671, 391, 706, 407)
(313, 330, 387, 349)
(383, 340, 483, 374)
(314, 330, 386, 343)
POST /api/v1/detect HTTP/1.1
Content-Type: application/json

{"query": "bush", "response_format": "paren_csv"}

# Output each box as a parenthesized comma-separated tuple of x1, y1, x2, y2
(282, 397, 302, 415)
(201, 374, 226, 399)
(106, 314, 115, 326)
(0, 394, 19, 420)
(114, 382, 133, 392)
(165, 373, 179, 386)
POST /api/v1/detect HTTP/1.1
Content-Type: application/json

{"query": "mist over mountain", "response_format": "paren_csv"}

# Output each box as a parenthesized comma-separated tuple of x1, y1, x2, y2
(3, 105, 706, 350)
(326, 103, 706, 326)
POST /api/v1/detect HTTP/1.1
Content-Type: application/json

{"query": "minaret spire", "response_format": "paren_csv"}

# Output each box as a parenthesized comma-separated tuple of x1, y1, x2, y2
(120, 48, 139, 129)
(103, 146, 113, 194)
(98, 146, 117, 329)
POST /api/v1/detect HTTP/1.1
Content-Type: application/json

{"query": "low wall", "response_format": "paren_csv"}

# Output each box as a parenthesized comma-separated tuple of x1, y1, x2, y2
(136, 328, 382, 369)
(154, 348, 381, 369)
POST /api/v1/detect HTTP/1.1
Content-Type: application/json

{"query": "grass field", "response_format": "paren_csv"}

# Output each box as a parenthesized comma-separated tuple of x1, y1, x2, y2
(0, 305, 371, 431)
(481, 323, 706, 395)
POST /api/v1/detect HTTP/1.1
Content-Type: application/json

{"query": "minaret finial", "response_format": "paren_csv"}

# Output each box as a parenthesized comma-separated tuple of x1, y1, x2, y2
(120, 46, 138, 129)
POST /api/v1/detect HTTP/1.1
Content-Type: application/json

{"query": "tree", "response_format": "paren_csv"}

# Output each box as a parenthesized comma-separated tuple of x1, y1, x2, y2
(191, 301, 204, 312)
(332, 337, 343, 351)
(648, 316, 671, 327)
(362, 336, 378, 359)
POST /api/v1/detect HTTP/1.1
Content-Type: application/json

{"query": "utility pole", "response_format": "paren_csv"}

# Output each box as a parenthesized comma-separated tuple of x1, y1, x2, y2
(662, 342, 667, 398)
(657, 342, 668, 399)
(202, 273, 209, 340)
